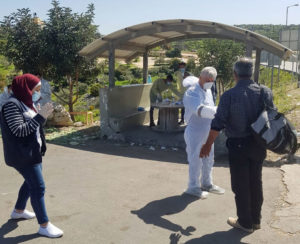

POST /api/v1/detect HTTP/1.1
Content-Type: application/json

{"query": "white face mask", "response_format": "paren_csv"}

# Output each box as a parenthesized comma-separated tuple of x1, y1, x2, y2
(203, 82, 213, 90)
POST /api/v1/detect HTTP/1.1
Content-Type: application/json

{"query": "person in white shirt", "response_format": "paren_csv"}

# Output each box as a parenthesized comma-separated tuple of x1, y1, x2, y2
(183, 67, 225, 198)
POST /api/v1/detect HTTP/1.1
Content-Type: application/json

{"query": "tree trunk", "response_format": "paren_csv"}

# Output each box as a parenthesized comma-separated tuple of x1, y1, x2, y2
(68, 75, 75, 121)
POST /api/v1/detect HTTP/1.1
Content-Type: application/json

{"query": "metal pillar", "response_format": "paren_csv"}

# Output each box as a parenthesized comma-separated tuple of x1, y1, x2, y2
(277, 61, 281, 83)
(108, 44, 115, 88)
(271, 55, 274, 91)
(143, 51, 149, 84)
(254, 49, 261, 83)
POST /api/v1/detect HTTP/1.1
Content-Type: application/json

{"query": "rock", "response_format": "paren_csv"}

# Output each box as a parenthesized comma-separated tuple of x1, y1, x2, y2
(149, 146, 155, 151)
(108, 133, 125, 142)
(74, 122, 84, 127)
(46, 103, 73, 127)
(69, 141, 79, 146)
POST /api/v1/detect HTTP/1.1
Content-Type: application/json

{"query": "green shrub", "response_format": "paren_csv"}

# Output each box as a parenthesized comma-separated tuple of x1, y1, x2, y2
(130, 67, 142, 79)
(89, 83, 101, 97)
(154, 57, 166, 66)
(186, 57, 196, 73)
(169, 58, 181, 71)
(165, 48, 182, 58)
(77, 82, 89, 95)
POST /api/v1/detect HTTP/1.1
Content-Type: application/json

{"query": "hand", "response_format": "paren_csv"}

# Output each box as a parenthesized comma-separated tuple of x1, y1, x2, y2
(38, 103, 53, 119)
(200, 143, 212, 158)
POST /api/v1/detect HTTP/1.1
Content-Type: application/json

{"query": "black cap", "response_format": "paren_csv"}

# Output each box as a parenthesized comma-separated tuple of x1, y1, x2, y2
(166, 74, 174, 81)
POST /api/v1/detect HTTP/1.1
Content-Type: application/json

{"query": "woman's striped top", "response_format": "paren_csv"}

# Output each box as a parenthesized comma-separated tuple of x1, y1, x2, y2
(2, 102, 44, 138)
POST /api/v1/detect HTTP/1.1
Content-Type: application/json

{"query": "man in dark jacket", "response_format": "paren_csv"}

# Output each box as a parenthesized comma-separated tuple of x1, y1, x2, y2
(200, 57, 275, 233)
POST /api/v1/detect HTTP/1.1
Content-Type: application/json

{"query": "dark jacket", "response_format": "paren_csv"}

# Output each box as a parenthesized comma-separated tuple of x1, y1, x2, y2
(0, 97, 46, 169)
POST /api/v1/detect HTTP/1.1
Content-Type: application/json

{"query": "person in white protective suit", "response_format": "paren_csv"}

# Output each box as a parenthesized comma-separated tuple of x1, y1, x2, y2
(183, 67, 225, 199)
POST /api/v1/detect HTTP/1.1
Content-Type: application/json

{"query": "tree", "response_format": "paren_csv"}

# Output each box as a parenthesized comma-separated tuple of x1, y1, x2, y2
(165, 47, 182, 58)
(197, 39, 245, 89)
(0, 1, 101, 114)
(0, 8, 45, 74)
(43, 0, 100, 113)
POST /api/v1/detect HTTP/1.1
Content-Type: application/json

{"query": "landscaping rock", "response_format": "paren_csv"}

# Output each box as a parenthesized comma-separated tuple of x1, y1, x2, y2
(47, 103, 73, 127)
(74, 122, 84, 127)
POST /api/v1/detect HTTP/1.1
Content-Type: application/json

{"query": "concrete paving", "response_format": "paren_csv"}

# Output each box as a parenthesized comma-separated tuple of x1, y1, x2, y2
(0, 139, 300, 244)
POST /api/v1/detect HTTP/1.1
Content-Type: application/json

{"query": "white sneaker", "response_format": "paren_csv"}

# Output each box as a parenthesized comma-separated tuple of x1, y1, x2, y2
(184, 187, 209, 199)
(202, 184, 225, 195)
(38, 222, 64, 238)
(11, 209, 36, 220)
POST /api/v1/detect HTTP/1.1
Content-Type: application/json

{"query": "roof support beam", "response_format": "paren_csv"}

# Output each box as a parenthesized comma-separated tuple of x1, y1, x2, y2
(245, 43, 253, 57)
(143, 50, 149, 84)
(118, 43, 146, 52)
(254, 49, 261, 83)
(108, 44, 115, 88)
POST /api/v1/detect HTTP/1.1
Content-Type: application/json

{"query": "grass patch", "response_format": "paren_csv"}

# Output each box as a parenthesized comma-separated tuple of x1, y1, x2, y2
(259, 66, 296, 113)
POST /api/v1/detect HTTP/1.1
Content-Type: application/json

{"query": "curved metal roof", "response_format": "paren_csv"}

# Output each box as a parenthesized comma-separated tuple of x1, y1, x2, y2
(79, 19, 293, 61)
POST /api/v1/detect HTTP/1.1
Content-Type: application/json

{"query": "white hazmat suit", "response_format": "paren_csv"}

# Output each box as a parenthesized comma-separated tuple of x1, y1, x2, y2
(183, 80, 217, 194)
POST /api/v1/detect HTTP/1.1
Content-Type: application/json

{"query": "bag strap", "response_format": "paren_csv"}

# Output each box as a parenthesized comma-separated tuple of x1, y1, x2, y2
(259, 86, 267, 110)
(259, 85, 277, 112)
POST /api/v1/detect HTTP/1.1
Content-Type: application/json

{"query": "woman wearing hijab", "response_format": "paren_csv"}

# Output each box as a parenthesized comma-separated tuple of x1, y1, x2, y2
(0, 74, 63, 238)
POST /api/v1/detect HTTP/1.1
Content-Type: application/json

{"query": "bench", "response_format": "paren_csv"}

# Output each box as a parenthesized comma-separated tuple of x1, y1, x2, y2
(109, 109, 149, 132)
(69, 111, 93, 125)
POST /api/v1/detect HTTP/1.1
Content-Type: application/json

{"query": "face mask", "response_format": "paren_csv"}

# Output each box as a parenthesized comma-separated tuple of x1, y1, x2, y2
(167, 81, 172, 86)
(203, 82, 213, 90)
(179, 68, 185, 74)
(32, 91, 41, 102)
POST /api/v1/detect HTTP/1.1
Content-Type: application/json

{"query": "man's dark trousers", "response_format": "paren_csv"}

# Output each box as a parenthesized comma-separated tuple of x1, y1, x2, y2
(226, 136, 266, 229)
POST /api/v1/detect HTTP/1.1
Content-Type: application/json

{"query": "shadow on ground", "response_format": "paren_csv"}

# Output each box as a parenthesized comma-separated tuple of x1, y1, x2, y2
(46, 126, 300, 167)
(0, 219, 41, 244)
(45, 126, 229, 165)
(169, 228, 250, 244)
(131, 194, 198, 236)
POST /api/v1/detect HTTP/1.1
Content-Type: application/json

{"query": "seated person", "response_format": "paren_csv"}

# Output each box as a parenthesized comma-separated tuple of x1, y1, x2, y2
(149, 74, 181, 127)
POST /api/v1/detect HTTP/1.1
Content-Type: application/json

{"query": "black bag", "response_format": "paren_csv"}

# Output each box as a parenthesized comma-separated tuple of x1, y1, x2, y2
(251, 87, 298, 155)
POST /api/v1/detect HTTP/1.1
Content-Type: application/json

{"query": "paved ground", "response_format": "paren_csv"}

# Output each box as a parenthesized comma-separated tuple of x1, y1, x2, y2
(0, 139, 300, 244)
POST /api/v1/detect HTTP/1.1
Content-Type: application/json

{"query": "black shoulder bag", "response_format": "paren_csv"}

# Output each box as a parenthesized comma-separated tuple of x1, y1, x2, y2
(251, 87, 298, 155)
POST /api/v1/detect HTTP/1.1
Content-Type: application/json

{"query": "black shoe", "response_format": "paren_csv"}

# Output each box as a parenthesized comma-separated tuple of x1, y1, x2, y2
(178, 120, 184, 125)
(150, 122, 156, 127)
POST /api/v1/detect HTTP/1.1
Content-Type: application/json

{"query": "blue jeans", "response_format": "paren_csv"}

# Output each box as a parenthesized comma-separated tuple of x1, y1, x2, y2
(15, 163, 49, 224)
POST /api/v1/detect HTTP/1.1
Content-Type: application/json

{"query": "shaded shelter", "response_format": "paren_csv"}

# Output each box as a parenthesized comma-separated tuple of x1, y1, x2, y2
(79, 19, 294, 138)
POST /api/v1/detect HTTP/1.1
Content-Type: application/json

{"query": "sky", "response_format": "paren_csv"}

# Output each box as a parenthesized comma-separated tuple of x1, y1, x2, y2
(0, 0, 299, 35)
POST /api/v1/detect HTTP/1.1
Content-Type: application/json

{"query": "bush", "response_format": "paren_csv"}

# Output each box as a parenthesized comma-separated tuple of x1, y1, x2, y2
(77, 82, 89, 96)
(89, 83, 101, 97)
(154, 57, 166, 66)
(165, 48, 182, 58)
(130, 67, 142, 79)
(169, 58, 181, 71)
(186, 57, 196, 73)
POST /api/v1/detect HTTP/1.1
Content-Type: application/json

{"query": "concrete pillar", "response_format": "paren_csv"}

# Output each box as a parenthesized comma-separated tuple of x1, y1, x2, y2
(143, 51, 148, 84)
(245, 44, 253, 57)
(109, 44, 115, 88)
(254, 49, 261, 83)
